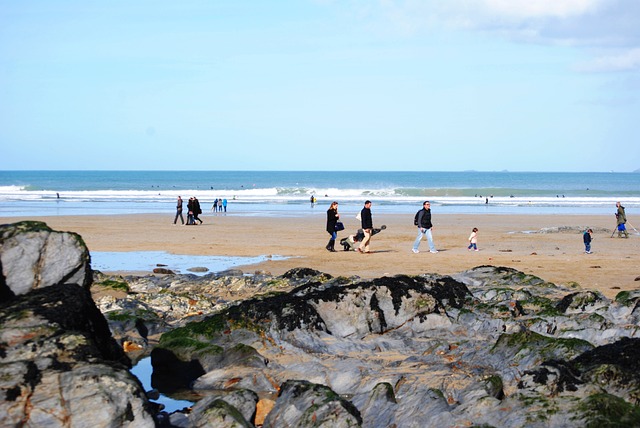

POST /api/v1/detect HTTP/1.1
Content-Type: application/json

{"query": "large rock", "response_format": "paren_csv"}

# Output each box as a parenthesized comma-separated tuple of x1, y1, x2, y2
(145, 266, 640, 427)
(263, 380, 362, 428)
(0, 221, 155, 427)
(0, 283, 155, 427)
(0, 221, 91, 299)
(189, 389, 259, 426)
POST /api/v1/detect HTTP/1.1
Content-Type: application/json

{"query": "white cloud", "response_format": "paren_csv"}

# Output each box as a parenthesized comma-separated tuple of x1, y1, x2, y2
(334, 0, 640, 72)
(577, 48, 640, 72)
(482, 0, 605, 19)
(338, 0, 640, 46)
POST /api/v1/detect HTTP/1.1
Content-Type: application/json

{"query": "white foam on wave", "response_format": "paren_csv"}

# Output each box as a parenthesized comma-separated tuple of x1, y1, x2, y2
(2, 188, 639, 207)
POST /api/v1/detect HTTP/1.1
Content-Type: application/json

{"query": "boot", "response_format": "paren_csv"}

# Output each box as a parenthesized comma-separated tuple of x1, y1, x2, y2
(326, 239, 336, 252)
(624, 230, 629, 238)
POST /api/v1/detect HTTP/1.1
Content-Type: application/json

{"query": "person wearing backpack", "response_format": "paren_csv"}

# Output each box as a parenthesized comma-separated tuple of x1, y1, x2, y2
(412, 201, 437, 253)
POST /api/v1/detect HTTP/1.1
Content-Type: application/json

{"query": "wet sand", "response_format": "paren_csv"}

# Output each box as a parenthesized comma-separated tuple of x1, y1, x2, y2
(2, 212, 639, 299)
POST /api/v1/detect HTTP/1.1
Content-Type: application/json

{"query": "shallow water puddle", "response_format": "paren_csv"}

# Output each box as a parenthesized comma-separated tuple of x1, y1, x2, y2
(130, 357, 194, 413)
(91, 251, 289, 275)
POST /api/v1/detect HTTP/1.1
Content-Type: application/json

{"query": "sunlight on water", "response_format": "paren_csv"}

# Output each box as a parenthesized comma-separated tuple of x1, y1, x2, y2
(91, 251, 289, 275)
(130, 357, 193, 414)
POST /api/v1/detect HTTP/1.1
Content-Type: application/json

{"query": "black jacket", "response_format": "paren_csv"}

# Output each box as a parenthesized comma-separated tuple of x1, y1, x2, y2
(326, 208, 339, 233)
(361, 207, 373, 229)
(417, 208, 432, 229)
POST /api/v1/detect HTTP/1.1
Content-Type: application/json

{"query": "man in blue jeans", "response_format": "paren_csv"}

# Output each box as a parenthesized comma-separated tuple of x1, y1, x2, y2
(413, 201, 438, 253)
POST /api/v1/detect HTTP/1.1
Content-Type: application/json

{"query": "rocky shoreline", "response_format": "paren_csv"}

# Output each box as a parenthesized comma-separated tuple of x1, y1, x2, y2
(3, 221, 640, 427)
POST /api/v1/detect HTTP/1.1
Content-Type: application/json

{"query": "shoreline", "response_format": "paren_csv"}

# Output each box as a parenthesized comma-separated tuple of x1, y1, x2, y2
(2, 213, 639, 299)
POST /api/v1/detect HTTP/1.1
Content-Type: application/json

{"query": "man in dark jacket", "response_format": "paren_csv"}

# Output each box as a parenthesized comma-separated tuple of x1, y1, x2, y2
(412, 201, 437, 253)
(193, 197, 203, 224)
(173, 196, 184, 225)
(358, 200, 373, 253)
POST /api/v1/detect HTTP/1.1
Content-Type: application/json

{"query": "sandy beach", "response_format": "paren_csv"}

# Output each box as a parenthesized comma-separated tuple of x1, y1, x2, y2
(2, 212, 639, 299)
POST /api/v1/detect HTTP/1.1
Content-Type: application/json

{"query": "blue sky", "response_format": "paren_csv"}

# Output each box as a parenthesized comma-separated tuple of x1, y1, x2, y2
(1, 1, 639, 172)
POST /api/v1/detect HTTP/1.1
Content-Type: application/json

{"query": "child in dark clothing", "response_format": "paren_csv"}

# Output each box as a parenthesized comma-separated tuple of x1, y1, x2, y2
(583, 228, 593, 254)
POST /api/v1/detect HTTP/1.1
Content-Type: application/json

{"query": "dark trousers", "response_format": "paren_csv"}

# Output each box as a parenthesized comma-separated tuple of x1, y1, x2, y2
(174, 209, 184, 224)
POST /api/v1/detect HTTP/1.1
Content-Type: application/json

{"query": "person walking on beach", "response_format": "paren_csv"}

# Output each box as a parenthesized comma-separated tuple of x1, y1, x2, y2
(193, 197, 203, 224)
(616, 202, 628, 238)
(325, 201, 340, 252)
(212, 198, 218, 212)
(222, 198, 227, 212)
(186, 197, 196, 225)
(583, 228, 593, 254)
(468, 227, 479, 251)
(412, 201, 437, 253)
(173, 196, 184, 225)
(358, 200, 373, 253)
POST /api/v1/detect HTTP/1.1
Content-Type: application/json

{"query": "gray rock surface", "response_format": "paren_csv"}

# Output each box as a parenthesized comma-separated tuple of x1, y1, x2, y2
(0, 221, 155, 427)
(0, 221, 91, 298)
(263, 380, 362, 428)
(0, 283, 156, 427)
(190, 389, 258, 426)
(145, 267, 640, 427)
(5, 220, 640, 427)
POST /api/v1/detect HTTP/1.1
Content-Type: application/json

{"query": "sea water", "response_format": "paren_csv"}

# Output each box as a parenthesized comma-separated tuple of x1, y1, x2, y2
(1, 170, 639, 217)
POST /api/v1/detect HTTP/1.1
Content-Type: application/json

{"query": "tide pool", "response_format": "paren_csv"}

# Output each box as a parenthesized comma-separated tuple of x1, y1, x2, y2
(130, 357, 194, 414)
(91, 251, 289, 275)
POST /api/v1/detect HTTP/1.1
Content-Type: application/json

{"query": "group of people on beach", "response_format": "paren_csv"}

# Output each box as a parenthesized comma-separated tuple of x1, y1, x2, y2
(173, 196, 229, 225)
(211, 198, 228, 212)
(326, 200, 632, 255)
(173, 196, 204, 225)
(326, 199, 475, 254)
(581, 202, 630, 254)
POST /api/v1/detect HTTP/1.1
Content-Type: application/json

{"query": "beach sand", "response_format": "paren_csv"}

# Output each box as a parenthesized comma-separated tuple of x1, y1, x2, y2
(2, 212, 639, 299)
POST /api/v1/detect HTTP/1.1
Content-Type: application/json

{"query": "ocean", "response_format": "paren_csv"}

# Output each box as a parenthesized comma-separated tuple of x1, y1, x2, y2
(1, 170, 638, 217)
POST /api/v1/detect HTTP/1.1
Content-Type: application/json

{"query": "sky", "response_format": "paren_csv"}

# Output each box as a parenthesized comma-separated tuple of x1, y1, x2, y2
(1, 0, 639, 172)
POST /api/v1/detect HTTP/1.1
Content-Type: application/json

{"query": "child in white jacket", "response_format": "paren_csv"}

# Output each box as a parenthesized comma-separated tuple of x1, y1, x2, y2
(468, 228, 479, 251)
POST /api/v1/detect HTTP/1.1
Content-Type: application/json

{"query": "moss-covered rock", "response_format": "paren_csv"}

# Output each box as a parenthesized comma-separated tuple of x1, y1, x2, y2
(492, 330, 594, 363)
(576, 393, 640, 428)
(95, 279, 130, 293)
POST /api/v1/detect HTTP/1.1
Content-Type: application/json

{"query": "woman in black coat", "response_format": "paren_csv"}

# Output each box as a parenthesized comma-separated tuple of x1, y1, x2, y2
(325, 201, 340, 252)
